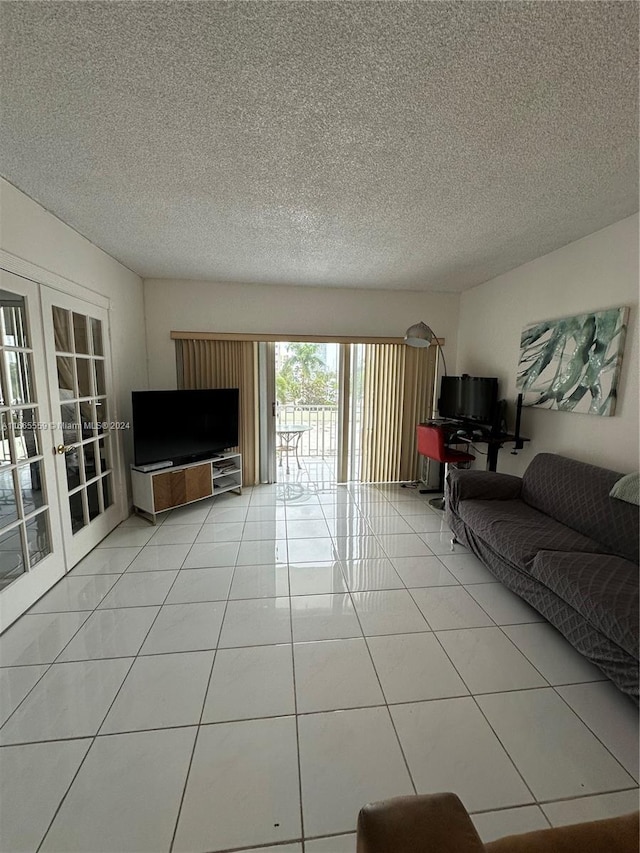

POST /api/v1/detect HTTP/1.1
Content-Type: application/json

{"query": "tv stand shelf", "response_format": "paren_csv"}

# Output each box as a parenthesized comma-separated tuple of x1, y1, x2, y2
(131, 452, 242, 523)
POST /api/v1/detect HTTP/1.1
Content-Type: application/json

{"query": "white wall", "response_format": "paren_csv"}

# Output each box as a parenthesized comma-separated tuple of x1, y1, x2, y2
(143, 278, 460, 389)
(0, 179, 148, 504)
(457, 214, 639, 475)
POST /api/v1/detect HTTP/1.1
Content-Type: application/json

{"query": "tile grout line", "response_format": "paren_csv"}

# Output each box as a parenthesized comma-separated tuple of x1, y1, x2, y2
(168, 497, 248, 853)
(418, 609, 542, 809)
(468, 784, 640, 814)
(5, 676, 625, 750)
(549, 683, 639, 783)
(286, 558, 307, 853)
(342, 565, 420, 799)
(389, 532, 546, 811)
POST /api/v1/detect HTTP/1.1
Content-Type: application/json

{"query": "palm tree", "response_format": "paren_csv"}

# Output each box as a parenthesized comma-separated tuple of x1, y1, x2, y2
(281, 343, 326, 381)
(276, 343, 334, 405)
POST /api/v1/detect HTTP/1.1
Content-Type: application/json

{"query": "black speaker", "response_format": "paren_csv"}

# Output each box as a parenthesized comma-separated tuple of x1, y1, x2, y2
(493, 399, 507, 434)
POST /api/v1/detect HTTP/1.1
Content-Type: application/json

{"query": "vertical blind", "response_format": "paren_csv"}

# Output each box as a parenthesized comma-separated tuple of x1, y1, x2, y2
(176, 339, 259, 484)
(359, 342, 435, 482)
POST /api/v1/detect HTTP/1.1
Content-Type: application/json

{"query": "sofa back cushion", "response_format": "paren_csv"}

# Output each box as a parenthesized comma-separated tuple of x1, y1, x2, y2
(522, 454, 639, 564)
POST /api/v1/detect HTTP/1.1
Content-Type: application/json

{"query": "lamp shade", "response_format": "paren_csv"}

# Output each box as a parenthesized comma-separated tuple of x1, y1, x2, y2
(404, 321, 435, 347)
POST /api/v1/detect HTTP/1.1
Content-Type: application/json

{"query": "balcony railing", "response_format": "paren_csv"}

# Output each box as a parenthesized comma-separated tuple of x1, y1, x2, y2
(276, 404, 339, 457)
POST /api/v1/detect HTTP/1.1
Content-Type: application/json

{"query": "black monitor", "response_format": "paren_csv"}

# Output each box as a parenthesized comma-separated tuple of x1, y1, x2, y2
(438, 375, 499, 425)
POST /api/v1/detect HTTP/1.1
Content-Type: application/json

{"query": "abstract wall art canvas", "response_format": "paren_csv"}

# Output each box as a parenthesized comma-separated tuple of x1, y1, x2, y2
(517, 306, 628, 416)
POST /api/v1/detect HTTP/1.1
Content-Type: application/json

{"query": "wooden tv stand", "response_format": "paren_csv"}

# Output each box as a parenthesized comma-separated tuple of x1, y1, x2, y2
(131, 452, 242, 523)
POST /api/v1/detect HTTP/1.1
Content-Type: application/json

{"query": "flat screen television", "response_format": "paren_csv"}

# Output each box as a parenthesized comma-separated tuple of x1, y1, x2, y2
(438, 375, 499, 425)
(132, 389, 239, 466)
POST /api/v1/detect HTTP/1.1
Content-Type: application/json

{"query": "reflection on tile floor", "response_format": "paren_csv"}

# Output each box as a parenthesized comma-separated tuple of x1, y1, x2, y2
(1, 462, 638, 852)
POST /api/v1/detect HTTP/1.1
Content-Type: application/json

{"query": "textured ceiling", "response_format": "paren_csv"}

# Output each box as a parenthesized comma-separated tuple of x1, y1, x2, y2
(0, 1, 638, 292)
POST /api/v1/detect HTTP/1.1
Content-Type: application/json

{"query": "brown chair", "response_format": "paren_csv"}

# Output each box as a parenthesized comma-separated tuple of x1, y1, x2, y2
(357, 793, 639, 853)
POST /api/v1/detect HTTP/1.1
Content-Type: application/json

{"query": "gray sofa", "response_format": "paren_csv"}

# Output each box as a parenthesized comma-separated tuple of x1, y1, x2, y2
(446, 453, 639, 702)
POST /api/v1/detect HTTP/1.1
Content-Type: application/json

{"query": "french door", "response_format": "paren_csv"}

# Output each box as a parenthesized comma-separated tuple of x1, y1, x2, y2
(0, 270, 122, 628)
(41, 288, 122, 567)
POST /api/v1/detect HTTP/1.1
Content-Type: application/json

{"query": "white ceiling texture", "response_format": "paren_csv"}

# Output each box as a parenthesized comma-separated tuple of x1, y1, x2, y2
(0, 1, 637, 291)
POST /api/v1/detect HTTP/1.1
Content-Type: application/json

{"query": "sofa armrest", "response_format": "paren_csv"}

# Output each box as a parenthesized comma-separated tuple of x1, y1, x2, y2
(357, 793, 486, 853)
(448, 469, 523, 503)
(485, 811, 639, 853)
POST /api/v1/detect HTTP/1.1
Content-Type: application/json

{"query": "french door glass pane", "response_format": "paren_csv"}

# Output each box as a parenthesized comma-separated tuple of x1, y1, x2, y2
(98, 438, 110, 473)
(0, 525, 24, 591)
(26, 511, 51, 566)
(77, 358, 92, 397)
(94, 360, 105, 395)
(0, 469, 18, 528)
(65, 448, 81, 490)
(7, 351, 35, 405)
(102, 474, 113, 510)
(91, 318, 104, 356)
(69, 491, 86, 533)
(1, 297, 29, 348)
(72, 313, 89, 354)
(13, 409, 40, 461)
(53, 305, 72, 353)
(87, 482, 100, 521)
(80, 401, 94, 439)
(0, 412, 11, 465)
(60, 403, 79, 444)
(19, 462, 44, 514)
(84, 442, 98, 479)
(56, 356, 75, 396)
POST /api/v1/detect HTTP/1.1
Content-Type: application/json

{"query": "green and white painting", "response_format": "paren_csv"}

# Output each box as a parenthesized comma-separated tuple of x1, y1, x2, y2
(517, 306, 628, 416)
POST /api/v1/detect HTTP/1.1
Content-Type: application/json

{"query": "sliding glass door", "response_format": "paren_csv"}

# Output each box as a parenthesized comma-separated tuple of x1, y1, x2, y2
(271, 339, 437, 485)
(274, 341, 340, 485)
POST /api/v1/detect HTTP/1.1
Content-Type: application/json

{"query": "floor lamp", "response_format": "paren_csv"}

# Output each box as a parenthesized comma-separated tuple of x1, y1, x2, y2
(404, 321, 447, 379)
(404, 321, 447, 501)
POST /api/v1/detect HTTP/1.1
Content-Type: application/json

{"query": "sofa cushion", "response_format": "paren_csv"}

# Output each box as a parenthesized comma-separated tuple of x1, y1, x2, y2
(486, 811, 640, 853)
(610, 472, 640, 506)
(530, 550, 639, 659)
(521, 453, 639, 564)
(457, 499, 607, 571)
(447, 469, 523, 503)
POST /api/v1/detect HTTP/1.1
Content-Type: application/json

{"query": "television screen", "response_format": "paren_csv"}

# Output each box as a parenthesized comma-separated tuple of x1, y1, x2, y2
(438, 375, 498, 424)
(132, 389, 239, 466)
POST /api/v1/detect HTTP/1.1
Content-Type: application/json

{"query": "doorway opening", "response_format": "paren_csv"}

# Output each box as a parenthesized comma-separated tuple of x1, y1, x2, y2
(275, 341, 339, 488)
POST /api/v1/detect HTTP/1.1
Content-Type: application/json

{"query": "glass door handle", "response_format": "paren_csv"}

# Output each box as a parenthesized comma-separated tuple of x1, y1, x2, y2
(55, 444, 76, 455)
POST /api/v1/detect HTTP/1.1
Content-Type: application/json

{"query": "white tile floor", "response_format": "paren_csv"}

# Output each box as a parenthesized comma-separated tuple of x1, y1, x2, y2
(1, 466, 638, 852)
